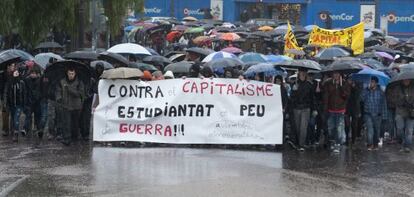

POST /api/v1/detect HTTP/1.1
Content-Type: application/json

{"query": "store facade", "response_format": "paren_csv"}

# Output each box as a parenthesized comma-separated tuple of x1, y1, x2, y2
(143, 0, 414, 38)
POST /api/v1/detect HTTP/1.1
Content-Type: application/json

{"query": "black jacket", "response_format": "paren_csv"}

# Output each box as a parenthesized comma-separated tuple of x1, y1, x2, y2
(290, 79, 314, 110)
(4, 77, 28, 108)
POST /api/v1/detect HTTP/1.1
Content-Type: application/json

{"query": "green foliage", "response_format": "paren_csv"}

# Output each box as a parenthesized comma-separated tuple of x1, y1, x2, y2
(0, 0, 143, 48)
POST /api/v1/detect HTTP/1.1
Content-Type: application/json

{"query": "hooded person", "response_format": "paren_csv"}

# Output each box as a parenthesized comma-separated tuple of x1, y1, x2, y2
(4, 69, 28, 142)
(164, 71, 175, 79)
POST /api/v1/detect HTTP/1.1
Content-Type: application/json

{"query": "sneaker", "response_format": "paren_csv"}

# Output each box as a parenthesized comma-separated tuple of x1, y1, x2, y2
(373, 145, 379, 151)
(37, 131, 44, 139)
(378, 138, 383, 147)
(367, 145, 373, 151)
(333, 148, 340, 154)
(20, 130, 26, 137)
(404, 148, 411, 153)
(298, 147, 305, 152)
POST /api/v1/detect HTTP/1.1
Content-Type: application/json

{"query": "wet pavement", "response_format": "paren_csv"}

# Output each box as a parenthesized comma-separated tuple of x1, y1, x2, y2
(1, 136, 414, 197)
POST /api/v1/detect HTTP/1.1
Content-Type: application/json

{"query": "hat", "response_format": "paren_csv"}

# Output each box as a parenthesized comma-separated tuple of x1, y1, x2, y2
(142, 70, 153, 81)
(164, 70, 175, 79)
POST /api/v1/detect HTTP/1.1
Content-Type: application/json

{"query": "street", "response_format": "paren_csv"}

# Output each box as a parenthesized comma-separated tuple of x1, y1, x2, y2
(1, 137, 414, 197)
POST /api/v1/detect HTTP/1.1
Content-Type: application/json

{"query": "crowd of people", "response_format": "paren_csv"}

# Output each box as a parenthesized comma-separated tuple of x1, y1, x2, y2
(1, 17, 414, 155)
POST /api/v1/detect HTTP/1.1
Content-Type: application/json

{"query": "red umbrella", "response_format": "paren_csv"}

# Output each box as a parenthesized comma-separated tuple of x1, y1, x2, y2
(220, 33, 241, 41)
(166, 31, 182, 43)
(221, 47, 243, 54)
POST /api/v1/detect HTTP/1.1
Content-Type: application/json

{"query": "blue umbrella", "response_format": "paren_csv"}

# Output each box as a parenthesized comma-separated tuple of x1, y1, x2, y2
(202, 51, 237, 62)
(352, 67, 390, 86)
(124, 25, 135, 33)
(239, 52, 268, 63)
(244, 63, 286, 78)
(266, 55, 292, 63)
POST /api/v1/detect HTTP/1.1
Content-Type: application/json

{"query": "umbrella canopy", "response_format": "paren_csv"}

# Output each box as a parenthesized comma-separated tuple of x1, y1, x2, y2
(361, 58, 386, 70)
(34, 53, 63, 69)
(0, 53, 21, 70)
(202, 51, 237, 63)
(183, 16, 198, 22)
(192, 36, 211, 45)
(98, 52, 130, 67)
(367, 45, 402, 56)
(143, 55, 172, 66)
(385, 36, 400, 46)
(35, 41, 63, 50)
(265, 55, 292, 63)
(107, 43, 151, 55)
(406, 37, 414, 45)
(90, 60, 114, 70)
(0, 49, 34, 61)
(101, 67, 143, 79)
(388, 71, 414, 88)
(221, 47, 243, 54)
(219, 33, 241, 41)
(315, 47, 350, 60)
(44, 60, 92, 85)
(375, 51, 394, 60)
(286, 49, 305, 56)
(184, 27, 204, 34)
(244, 63, 286, 77)
(171, 25, 189, 32)
(64, 51, 98, 61)
(166, 31, 182, 42)
(186, 47, 214, 57)
(397, 63, 414, 72)
(129, 62, 158, 72)
(322, 60, 363, 74)
(169, 53, 186, 62)
(204, 58, 244, 74)
(145, 47, 160, 56)
(277, 59, 322, 71)
(352, 67, 390, 86)
(258, 26, 273, 32)
(239, 52, 268, 63)
(164, 61, 193, 74)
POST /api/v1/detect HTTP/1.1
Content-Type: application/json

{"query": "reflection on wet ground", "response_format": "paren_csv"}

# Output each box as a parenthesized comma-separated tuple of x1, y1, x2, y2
(1, 137, 414, 196)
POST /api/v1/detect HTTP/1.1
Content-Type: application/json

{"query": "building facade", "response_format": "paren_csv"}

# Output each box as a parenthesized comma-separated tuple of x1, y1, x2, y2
(143, 0, 414, 38)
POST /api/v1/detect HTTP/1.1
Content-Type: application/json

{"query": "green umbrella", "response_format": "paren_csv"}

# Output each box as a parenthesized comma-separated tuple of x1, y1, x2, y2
(184, 27, 205, 34)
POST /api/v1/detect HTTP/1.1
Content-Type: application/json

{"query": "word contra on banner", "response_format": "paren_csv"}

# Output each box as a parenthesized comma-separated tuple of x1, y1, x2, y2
(93, 79, 283, 144)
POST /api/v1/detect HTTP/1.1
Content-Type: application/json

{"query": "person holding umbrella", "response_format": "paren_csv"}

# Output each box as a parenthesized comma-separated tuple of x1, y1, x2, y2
(361, 77, 387, 151)
(391, 78, 414, 153)
(289, 68, 314, 151)
(323, 72, 351, 153)
(55, 67, 85, 146)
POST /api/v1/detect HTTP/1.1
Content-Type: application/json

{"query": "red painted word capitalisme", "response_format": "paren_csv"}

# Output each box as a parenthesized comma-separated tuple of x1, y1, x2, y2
(182, 81, 274, 96)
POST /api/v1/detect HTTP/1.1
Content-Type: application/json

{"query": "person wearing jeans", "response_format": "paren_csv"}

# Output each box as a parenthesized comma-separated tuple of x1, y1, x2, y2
(391, 79, 414, 153)
(361, 77, 387, 150)
(323, 72, 351, 153)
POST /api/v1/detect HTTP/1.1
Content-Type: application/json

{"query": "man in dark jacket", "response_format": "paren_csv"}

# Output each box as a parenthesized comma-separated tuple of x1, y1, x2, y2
(323, 72, 351, 153)
(345, 78, 362, 145)
(56, 68, 85, 146)
(290, 69, 314, 151)
(24, 67, 44, 138)
(391, 79, 414, 153)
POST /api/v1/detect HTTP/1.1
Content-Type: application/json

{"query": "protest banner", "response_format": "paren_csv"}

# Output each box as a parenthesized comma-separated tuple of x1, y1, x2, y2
(284, 21, 303, 57)
(93, 78, 283, 144)
(308, 22, 365, 55)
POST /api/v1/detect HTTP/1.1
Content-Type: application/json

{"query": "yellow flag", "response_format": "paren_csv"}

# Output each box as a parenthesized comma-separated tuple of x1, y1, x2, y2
(308, 22, 365, 55)
(284, 21, 303, 57)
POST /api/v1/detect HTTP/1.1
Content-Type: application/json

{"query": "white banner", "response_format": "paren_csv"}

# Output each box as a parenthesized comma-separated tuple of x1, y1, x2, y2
(360, 4, 376, 29)
(93, 78, 283, 144)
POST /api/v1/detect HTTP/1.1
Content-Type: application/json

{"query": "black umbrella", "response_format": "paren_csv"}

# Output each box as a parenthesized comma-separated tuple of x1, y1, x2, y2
(44, 60, 92, 86)
(277, 59, 321, 71)
(406, 37, 414, 45)
(98, 52, 130, 67)
(129, 62, 158, 72)
(145, 47, 160, 56)
(204, 58, 244, 74)
(64, 51, 99, 61)
(0, 49, 34, 61)
(0, 53, 21, 70)
(389, 71, 414, 84)
(35, 41, 63, 50)
(185, 47, 214, 57)
(164, 61, 193, 74)
(366, 45, 403, 56)
(143, 55, 172, 66)
(315, 47, 350, 60)
(361, 59, 386, 70)
(322, 60, 363, 74)
(164, 51, 185, 58)
(90, 60, 114, 70)
(364, 37, 383, 47)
